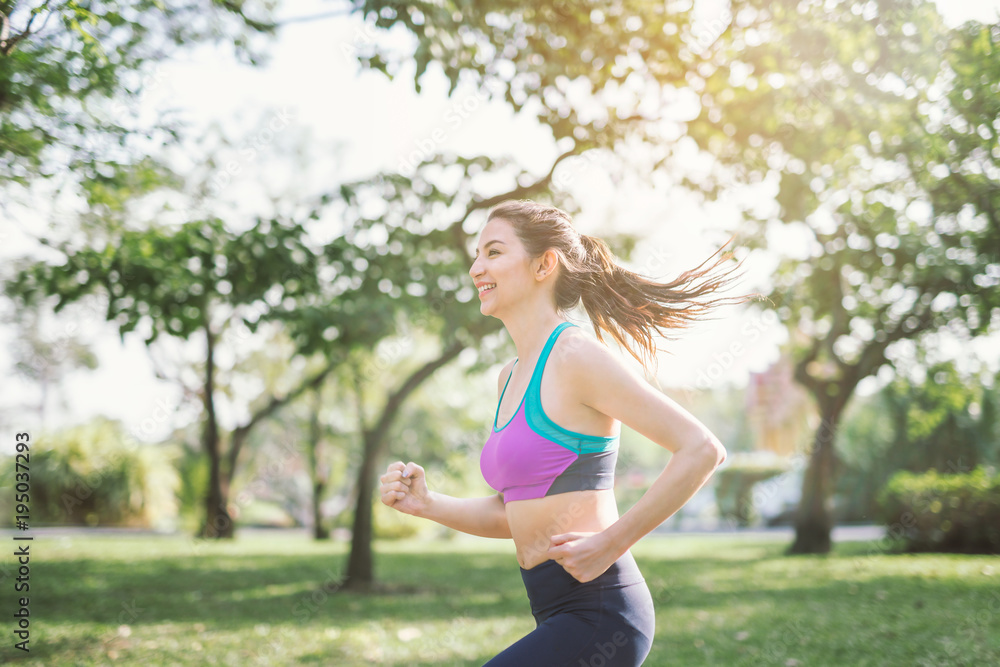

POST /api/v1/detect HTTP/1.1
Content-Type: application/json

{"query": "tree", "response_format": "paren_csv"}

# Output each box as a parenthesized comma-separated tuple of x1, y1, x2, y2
(836, 359, 999, 521)
(341, 0, 718, 164)
(306, 387, 331, 539)
(6, 216, 340, 537)
(0, 0, 276, 194)
(681, 0, 1000, 552)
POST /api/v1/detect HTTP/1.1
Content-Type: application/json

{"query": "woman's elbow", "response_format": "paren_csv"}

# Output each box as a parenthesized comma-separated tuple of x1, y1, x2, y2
(701, 434, 727, 468)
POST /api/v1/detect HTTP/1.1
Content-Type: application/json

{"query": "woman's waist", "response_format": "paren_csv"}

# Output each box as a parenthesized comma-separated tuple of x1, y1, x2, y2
(505, 489, 618, 569)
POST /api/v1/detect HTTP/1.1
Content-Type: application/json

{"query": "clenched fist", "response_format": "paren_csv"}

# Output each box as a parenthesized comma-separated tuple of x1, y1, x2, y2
(379, 461, 430, 516)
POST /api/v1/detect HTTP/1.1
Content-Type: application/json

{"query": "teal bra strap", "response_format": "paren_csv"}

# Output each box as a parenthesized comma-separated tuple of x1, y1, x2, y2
(494, 358, 519, 431)
(525, 321, 618, 452)
(526, 322, 577, 394)
(496, 322, 583, 434)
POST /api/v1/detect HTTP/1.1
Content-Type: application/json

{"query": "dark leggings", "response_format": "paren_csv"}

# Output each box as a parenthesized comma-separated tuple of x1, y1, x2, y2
(483, 551, 655, 666)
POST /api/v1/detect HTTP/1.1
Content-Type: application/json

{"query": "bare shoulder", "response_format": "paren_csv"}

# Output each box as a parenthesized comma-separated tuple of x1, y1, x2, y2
(550, 325, 630, 370)
(497, 358, 517, 400)
(549, 325, 637, 388)
(552, 324, 722, 456)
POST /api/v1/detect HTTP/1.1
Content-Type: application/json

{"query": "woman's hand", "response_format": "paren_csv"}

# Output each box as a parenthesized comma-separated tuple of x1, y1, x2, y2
(546, 531, 622, 583)
(379, 461, 431, 517)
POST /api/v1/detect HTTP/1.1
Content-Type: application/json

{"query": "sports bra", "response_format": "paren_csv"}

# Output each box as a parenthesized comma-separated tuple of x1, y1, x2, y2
(480, 322, 620, 503)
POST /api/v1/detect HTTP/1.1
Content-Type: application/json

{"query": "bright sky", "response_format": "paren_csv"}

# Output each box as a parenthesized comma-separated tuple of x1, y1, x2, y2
(1, 0, 998, 446)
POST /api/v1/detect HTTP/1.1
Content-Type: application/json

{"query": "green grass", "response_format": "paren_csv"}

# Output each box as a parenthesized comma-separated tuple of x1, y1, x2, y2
(2, 531, 998, 666)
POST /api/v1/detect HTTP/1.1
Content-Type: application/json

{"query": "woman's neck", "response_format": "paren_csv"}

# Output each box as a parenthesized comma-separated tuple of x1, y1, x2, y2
(501, 312, 567, 364)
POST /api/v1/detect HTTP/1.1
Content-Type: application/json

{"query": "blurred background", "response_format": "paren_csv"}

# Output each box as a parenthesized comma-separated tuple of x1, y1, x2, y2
(1, 0, 998, 582)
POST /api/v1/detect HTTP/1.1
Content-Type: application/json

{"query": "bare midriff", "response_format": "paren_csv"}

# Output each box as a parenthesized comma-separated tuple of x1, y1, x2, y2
(504, 488, 620, 570)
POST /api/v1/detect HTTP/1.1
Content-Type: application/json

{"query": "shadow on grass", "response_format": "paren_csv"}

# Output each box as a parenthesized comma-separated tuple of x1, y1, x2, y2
(15, 535, 1000, 666)
(32, 536, 902, 627)
(35, 550, 530, 626)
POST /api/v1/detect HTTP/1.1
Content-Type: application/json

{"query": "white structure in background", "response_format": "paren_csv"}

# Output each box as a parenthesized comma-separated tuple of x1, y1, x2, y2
(742, 355, 815, 525)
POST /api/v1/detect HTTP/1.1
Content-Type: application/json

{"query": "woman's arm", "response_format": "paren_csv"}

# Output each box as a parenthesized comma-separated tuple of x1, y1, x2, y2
(380, 461, 512, 539)
(599, 432, 722, 558)
(421, 488, 511, 539)
(547, 334, 726, 579)
(380, 360, 517, 540)
(588, 366, 725, 557)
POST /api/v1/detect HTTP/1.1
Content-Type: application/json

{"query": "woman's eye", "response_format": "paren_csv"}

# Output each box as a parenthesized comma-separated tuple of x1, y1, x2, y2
(489, 249, 499, 256)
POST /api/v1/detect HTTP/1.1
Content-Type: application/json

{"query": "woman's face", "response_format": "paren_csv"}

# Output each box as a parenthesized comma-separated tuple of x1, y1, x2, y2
(469, 217, 534, 317)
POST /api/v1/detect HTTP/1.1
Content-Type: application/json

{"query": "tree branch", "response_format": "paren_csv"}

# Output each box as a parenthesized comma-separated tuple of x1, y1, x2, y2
(844, 305, 936, 390)
(793, 336, 823, 397)
(216, 0, 278, 32)
(225, 357, 340, 477)
(824, 250, 850, 360)
(0, 0, 56, 55)
(277, 8, 355, 26)
(450, 145, 580, 263)
(470, 146, 579, 213)
(149, 347, 202, 405)
(0, 11, 9, 52)
(368, 338, 465, 446)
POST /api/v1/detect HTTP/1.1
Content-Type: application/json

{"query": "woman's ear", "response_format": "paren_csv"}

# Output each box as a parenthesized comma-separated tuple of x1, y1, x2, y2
(534, 248, 560, 281)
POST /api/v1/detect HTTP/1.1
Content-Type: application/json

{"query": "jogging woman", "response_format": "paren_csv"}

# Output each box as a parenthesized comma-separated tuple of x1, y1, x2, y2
(379, 199, 746, 666)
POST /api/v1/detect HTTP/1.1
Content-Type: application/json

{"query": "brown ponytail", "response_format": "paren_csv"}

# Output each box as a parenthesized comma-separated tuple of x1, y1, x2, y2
(485, 199, 759, 373)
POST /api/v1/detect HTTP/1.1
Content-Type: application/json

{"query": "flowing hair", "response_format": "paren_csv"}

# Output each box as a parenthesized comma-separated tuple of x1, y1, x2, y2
(485, 199, 761, 374)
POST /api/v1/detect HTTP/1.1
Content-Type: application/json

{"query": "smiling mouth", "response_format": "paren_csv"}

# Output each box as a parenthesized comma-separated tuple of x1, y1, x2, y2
(478, 283, 496, 296)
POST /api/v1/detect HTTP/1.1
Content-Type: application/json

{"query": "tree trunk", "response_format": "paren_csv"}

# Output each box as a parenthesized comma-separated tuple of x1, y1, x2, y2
(788, 405, 841, 554)
(308, 389, 330, 540)
(312, 480, 330, 540)
(199, 324, 234, 539)
(214, 359, 338, 529)
(339, 338, 466, 591)
(341, 430, 379, 590)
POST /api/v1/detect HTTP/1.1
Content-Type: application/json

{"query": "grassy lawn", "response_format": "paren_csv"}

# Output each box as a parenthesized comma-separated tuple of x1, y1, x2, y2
(2, 530, 998, 666)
